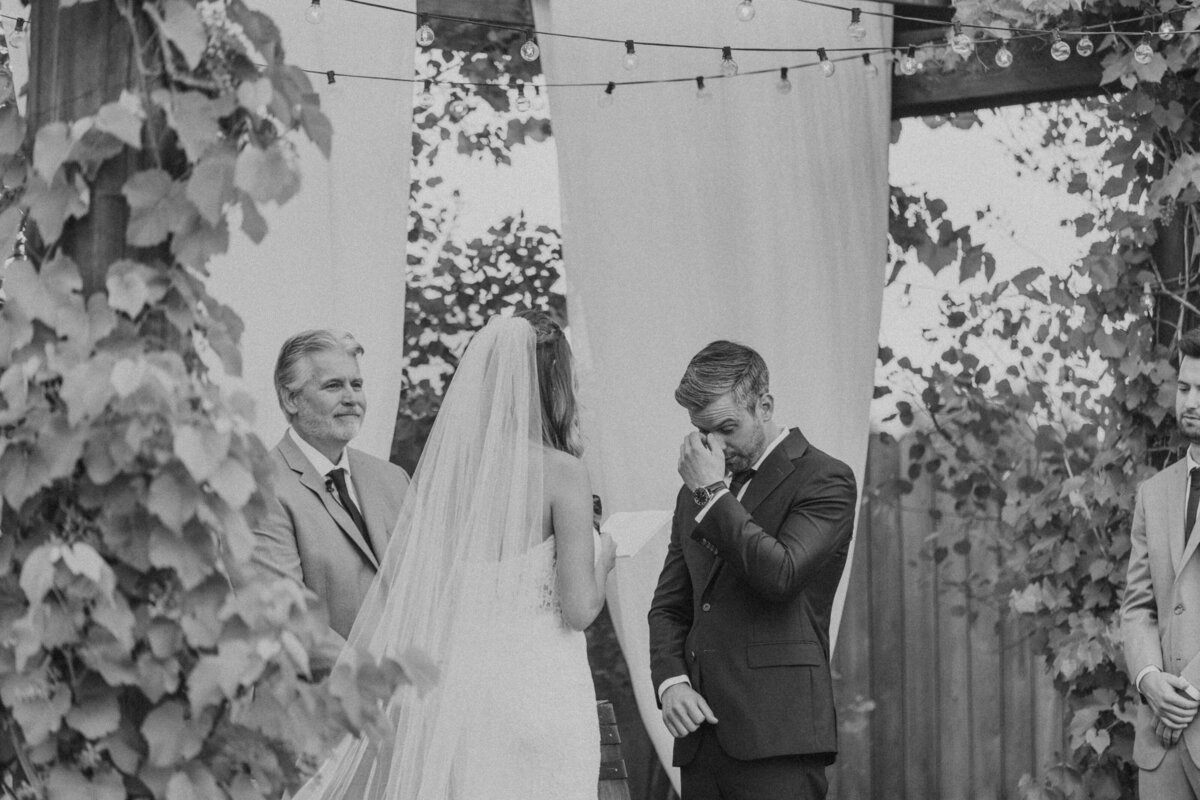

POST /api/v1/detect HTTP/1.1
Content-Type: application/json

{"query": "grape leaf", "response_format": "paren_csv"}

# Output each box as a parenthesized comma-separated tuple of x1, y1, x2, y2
(141, 701, 204, 767)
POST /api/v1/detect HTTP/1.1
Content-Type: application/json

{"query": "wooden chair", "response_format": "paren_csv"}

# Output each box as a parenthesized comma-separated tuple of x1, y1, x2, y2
(598, 700, 632, 800)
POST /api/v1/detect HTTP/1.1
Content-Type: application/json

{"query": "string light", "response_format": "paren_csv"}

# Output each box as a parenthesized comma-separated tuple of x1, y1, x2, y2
(416, 19, 435, 47)
(1134, 33, 1154, 64)
(899, 284, 913, 308)
(1140, 282, 1155, 315)
(599, 81, 615, 107)
(776, 66, 793, 94)
(515, 83, 531, 112)
(1050, 30, 1071, 61)
(950, 22, 974, 56)
(520, 36, 541, 61)
(1158, 19, 1176, 41)
(695, 76, 712, 102)
(532, 85, 547, 111)
(623, 40, 638, 71)
(8, 19, 24, 49)
(721, 46, 739, 76)
(847, 8, 867, 41)
(900, 44, 919, 75)
(994, 41, 1013, 67)
(736, 0, 756, 22)
(818, 47, 835, 76)
(325, 70, 336, 85)
(305, 0, 323, 25)
(1075, 35, 1094, 56)
(417, 79, 433, 109)
(862, 52, 879, 76)
(448, 96, 470, 120)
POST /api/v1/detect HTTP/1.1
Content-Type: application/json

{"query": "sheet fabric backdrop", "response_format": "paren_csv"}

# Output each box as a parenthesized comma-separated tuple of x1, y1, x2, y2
(208, 0, 413, 459)
(533, 0, 892, 786)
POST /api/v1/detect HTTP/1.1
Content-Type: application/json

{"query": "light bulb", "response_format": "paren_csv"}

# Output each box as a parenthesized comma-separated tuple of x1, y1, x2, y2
(516, 90, 531, 113)
(1158, 20, 1176, 41)
(862, 53, 879, 77)
(1134, 36, 1154, 64)
(736, 0, 756, 22)
(305, 0, 323, 25)
(416, 22, 435, 47)
(623, 40, 638, 70)
(532, 87, 547, 111)
(721, 46, 738, 77)
(1140, 283, 1155, 315)
(8, 19, 25, 49)
(1050, 32, 1070, 62)
(899, 286, 912, 308)
(520, 38, 540, 61)
(950, 23, 974, 57)
(847, 8, 867, 41)
(695, 76, 712, 102)
(417, 80, 434, 109)
(776, 67, 792, 95)
(449, 98, 469, 120)
(900, 46, 918, 75)
(994, 43, 1013, 67)
(599, 82, 615, 107)
(1075, 35, 1094, 57)
(818, 48, 835, 77)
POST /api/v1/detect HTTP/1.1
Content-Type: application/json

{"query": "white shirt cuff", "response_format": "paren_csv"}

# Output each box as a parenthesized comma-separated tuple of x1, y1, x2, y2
(693, 488, 729, 523)
(658, 675, 691, 703)
(1135, 665, 1161, 693)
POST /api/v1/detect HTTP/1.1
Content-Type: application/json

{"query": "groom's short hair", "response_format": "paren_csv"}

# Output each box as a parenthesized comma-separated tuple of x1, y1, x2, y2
(274, 329, 364, 416)
(675, 340, 769, 413)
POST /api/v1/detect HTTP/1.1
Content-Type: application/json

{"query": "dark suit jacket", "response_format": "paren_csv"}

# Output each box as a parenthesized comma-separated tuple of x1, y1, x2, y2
(1122, 458, 1200, 769)
(648, 428, 857, 766)
(253, 433, 409, 642)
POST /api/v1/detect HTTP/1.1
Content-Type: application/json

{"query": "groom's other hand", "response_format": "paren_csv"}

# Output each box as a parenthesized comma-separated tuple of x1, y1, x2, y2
(678, 431, 726, 490)
(661, 683, 719, 738)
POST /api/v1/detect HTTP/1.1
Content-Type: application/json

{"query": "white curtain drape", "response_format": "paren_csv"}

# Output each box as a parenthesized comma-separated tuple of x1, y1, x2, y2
(208, 0, 414, 459)
(534, 0, 891, 785)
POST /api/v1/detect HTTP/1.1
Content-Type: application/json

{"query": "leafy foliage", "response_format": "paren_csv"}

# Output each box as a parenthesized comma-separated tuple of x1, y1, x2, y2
(0, 2, 421, 798)
(881, 69, 1197, 798)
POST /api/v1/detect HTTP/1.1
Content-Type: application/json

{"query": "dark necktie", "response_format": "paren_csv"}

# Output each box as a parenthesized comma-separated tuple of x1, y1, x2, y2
(729, 468, 756, 498)
(1187, 467, 1200, 547)
(327, 468, 374, 558)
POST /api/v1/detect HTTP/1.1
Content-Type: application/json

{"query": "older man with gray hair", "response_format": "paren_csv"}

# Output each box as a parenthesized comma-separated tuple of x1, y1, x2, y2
(254, 329, 409, 647)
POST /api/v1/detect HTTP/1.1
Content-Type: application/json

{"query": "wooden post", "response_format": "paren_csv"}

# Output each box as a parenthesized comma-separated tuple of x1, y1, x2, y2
(598, 700, 632, 800)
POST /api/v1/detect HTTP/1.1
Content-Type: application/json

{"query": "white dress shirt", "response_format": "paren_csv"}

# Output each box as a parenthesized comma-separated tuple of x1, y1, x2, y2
(287, 427, 361, 510)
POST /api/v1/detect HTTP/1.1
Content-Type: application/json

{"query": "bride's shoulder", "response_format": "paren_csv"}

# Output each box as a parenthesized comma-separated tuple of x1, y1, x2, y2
(542, 447, 589, 488)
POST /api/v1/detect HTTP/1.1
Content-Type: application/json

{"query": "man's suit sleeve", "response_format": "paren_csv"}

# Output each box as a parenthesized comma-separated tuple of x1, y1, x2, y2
(252, 478, 305, 588)
(648, 491, 694, 707)
(697, 461, 856, 603)
(1122, 482, 1163, 682)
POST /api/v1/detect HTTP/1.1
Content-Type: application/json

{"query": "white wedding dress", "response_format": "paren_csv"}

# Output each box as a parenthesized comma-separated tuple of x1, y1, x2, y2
(291, 317, 600, 800)
(449, 535, 599, 800)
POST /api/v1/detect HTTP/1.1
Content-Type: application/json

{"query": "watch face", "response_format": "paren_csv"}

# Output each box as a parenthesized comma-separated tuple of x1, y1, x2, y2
(692, 487, 711, 506)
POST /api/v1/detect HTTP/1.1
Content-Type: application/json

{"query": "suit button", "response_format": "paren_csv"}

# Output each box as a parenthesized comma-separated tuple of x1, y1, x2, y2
(701, 602, 712, 612)
(1176, 604, 1186, 615)
(689, 650, 696, 660)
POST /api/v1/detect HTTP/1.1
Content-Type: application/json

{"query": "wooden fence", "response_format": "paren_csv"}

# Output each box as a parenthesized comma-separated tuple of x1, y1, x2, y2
(828, 436, 1067, 800)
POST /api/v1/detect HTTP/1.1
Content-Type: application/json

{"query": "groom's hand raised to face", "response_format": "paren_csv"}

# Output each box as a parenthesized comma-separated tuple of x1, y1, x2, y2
(679, 432, 727, 491)
(661, 683, 718, 738)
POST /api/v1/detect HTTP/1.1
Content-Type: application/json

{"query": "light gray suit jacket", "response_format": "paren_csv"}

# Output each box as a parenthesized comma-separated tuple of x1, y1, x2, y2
(1122, 457, 1200, 769)
(253, 433, 409, 643)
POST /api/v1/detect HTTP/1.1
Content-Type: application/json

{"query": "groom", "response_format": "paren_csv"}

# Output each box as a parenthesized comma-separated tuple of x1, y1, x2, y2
(649, 340, 857, 799)
(254, 329, 409, 647)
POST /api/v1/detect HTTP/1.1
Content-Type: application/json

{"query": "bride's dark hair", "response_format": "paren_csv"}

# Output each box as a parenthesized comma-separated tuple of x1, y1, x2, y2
(515, 309, 582, 457)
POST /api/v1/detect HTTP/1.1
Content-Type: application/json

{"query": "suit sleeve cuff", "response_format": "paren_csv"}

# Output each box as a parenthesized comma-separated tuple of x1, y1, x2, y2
(1136, 665, 1161, 693)
(658, 675, 691, 703)
(693, 489, 729, 524)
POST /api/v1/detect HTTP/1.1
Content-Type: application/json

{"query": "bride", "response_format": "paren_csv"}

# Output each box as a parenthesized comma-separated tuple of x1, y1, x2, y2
(292, 311, 618, 800)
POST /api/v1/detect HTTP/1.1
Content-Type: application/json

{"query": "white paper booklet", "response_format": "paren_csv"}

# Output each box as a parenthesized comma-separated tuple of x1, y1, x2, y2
(602, 510, 673, 558)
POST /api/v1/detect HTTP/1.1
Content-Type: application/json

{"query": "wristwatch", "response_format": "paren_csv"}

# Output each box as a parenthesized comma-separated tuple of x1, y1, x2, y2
(692, 480, 727, 507)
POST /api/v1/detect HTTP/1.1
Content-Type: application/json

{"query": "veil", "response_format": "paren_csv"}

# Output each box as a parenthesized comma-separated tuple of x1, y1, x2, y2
(292, 315, 545, 800)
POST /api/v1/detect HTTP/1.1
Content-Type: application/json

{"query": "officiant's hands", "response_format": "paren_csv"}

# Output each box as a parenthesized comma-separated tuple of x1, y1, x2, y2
(661, 682, 718, 738)
(679, 432, 726, 491)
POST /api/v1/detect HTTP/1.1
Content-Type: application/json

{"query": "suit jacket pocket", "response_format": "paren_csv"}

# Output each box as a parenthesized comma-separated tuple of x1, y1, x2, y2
(747, 640, 823, 668)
